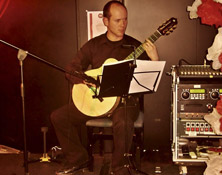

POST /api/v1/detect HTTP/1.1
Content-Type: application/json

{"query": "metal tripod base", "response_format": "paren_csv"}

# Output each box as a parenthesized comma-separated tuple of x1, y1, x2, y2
(40, 153, 51, 162)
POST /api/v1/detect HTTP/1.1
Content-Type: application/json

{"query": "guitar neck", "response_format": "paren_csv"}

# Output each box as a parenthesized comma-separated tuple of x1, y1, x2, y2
(125, 30, 162, 60)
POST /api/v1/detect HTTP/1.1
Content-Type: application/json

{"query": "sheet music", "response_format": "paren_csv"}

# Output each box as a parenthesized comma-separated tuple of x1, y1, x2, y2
(129, 60, 166, 94)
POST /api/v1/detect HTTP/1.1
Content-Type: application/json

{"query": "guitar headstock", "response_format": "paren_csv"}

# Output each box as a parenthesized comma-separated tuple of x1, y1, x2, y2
(158, 17, 178, 36)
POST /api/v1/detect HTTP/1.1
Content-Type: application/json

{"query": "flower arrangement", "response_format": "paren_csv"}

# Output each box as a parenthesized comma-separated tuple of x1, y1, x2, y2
(187, 0, 222, 71)
(187, 1, 222, 139)
(204, 98, 222, 175)
(204, 98, 222, 135)
(216, 98, 222, 132)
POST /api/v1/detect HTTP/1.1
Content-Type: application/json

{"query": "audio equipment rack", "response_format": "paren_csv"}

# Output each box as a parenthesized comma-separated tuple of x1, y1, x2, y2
(170, 64, 222, 174)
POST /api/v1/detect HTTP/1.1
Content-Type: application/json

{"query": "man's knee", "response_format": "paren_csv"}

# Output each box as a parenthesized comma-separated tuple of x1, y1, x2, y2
(50, 108, 64, 126)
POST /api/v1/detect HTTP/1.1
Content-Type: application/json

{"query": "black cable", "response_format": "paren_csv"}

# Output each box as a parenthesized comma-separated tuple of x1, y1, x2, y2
(67, 82, 72, 145)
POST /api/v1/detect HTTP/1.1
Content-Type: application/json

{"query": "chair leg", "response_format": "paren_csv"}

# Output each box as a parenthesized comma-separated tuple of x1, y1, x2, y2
(99, 128, 104, 156)
(135, 145, 141, 169)
(87, 126, 94, 172)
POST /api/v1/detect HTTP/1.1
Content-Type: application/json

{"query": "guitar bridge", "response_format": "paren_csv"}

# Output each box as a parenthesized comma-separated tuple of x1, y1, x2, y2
(93, 95, 104, 102)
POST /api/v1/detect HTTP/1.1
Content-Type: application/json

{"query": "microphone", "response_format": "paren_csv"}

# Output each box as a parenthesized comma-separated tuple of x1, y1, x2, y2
(122, 44, 137, 68)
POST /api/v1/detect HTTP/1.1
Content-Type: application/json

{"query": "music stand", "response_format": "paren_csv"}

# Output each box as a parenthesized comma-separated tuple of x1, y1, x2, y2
(129, 60, 166, 95)
(96, 59, 162, 98)
(94, 59, 162, 174)
(96, 59, 135, 98)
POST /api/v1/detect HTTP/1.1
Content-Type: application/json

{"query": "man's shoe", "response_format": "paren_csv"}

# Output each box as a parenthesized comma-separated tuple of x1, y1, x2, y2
(56, 166, 88, 175)
(55, 160, 90, 175)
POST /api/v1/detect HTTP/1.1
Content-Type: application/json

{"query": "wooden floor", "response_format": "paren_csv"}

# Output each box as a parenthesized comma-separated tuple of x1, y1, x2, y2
(0, 145, 206, 175)
(0, 149, 207, 175)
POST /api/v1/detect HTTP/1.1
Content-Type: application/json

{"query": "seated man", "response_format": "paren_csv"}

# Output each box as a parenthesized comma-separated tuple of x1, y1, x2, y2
(50, 1, 159, 175)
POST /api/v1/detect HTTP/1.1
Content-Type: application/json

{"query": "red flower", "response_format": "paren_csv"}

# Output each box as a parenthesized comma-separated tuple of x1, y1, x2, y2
(219, 53, 222, 71)
(215, 98, 222, 131)
(216, 98, 222, 131)
(197, 0, 222, 28)
(220, 117, 222, 131)
(216, 97, 222, 115)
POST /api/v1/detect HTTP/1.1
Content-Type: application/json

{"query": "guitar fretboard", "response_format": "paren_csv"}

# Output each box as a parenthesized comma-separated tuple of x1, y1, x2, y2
(125, 30, 162, 60)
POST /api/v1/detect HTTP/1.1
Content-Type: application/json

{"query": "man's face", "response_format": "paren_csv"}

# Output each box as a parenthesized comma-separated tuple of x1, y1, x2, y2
(103, 4, 128, 41)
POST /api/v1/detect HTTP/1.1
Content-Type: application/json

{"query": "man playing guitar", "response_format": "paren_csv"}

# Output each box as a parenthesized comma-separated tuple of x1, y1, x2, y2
(51, 1, 159, 175)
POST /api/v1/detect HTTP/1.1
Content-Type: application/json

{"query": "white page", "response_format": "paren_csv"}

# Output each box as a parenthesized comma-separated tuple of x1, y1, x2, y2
(129, 60, 166, 94)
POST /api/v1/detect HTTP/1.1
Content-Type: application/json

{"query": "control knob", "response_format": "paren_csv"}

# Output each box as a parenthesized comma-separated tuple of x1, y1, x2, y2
(181, 91, 190, 99)
(206, 103, 213, 112)
(210, 91, 219, 100)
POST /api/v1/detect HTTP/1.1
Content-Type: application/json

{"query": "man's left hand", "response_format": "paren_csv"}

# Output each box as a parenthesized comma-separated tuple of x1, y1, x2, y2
(143, 39, 159, 61)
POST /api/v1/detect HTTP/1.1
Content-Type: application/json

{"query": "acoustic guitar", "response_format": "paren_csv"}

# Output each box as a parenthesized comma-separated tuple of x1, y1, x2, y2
(72, 17, 178, 117)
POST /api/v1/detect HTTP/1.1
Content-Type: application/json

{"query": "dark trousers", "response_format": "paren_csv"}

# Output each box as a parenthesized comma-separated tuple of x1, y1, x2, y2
(50, 97, 139, 173)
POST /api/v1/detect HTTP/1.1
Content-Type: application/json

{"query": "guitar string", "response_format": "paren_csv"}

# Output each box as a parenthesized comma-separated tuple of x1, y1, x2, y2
(126, 31, 162, 61)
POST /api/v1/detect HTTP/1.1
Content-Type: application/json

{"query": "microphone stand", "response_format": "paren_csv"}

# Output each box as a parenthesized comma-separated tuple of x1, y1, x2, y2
(121, 45, 150, 175)
(18, 48, 29, 175)
(125, 46, 136, 175)
(122, 44, 137, 68)
(121, 45, 137, 175)
(0, 39, 77, 175)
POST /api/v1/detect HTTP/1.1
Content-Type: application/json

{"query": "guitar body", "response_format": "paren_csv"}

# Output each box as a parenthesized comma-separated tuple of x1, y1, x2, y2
(72, 58, 120, 117)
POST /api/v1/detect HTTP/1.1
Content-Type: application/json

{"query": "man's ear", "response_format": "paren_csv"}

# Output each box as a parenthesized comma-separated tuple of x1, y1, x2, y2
(103, 17, 108, 27)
